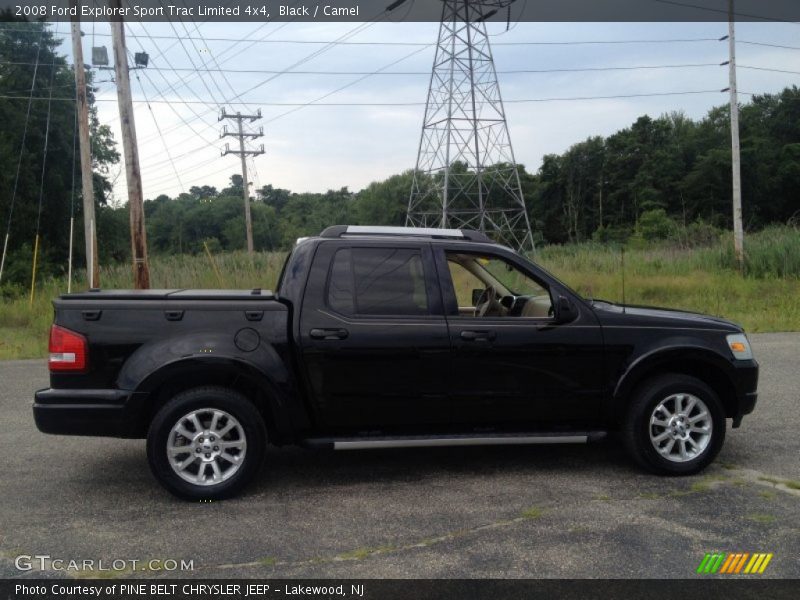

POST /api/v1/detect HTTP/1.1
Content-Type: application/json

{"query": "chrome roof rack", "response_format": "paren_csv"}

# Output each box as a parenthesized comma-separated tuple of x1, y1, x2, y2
(319, 225, 492, 243)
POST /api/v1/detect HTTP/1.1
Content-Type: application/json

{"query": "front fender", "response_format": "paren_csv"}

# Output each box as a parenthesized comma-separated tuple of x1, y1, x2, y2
(611, 337, 738, 418)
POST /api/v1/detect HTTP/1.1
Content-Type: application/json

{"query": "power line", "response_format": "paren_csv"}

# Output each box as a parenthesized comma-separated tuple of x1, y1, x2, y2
(130, 54, 186, 192)
(166, 16, 224, 107)
(650, 0, 800, 24)
(127, 8, 402, 171)
(739, 40, 800, 51)
(176, 0, 258, 114)
(739, 65, 800, 75)
(0, 27, 46, 286)
(0, 27, 731, 46)
(31, 23, 60, 303)
(35, 28, 59, 236)
(263, 43, 432, 124)
(126, 21, 261, 176)
(0, 89, 746, 105)
(67, 106, 78, 293)
(1, 60, 733, 76)
(127, 15, 300, 145)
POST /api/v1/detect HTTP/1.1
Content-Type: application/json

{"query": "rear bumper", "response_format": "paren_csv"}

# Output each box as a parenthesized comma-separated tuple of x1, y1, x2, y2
(34, 388, 146, 438)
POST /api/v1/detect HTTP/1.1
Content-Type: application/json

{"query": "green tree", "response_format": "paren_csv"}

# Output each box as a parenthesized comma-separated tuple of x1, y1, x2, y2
(0, 16, 118, 285)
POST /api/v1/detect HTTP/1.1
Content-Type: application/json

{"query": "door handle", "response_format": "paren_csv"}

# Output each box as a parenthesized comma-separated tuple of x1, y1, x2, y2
(309, 328, 349, 340)
(164, 310, 184, 321)
(460, 330, 496, 342)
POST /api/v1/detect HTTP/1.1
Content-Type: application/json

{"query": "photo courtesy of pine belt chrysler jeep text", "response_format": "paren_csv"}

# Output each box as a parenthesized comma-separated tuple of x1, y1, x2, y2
(34, 226, 759, 500)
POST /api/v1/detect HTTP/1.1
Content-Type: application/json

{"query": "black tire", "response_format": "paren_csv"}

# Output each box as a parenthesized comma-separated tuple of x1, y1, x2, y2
(147, 386, 266, 500)
(622, 373, 726, 475)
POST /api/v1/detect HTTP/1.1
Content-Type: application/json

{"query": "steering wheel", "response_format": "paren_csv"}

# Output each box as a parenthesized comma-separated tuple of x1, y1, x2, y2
(474, 286, 499, 317)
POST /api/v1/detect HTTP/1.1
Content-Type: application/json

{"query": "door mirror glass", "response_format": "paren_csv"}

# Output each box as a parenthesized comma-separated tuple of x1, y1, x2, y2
(471, 288, 484, 306)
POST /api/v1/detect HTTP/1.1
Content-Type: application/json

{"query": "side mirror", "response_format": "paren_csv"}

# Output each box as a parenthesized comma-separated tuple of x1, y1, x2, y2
(471, 288, 484, 306)
(554, 295, 578, 324)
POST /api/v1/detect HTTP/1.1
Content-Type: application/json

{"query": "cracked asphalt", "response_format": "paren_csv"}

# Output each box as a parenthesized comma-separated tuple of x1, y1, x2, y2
(1, 332, 798, 579)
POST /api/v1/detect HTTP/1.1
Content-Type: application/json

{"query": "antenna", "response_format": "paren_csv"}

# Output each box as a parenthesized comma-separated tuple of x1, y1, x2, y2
(621, 245, 626, 314)
(406, 0, 534, 252)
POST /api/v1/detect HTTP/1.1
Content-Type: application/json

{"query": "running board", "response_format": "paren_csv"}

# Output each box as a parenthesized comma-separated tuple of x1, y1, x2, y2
(303, 431, 607, 451)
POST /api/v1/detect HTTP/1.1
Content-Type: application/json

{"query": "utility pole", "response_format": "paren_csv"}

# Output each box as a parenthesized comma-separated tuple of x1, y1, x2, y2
(728, 0, 745, 271)
(70, 4, 99, 288)
(220, 109, 264, 255)
(110, 0, 150, 289)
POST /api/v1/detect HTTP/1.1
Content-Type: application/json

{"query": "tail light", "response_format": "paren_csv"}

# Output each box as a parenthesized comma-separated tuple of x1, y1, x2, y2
(48, 325, 88, 372)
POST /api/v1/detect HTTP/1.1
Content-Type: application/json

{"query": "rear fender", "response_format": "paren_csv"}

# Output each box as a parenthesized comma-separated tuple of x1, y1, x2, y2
(117, 332, 295, 439)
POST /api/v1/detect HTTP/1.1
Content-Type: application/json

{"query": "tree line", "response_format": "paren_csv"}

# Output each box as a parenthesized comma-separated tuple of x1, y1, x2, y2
(1, 17, 798, 292)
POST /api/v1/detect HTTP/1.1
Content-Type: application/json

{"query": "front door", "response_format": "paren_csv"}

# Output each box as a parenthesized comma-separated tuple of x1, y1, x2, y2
(436, 247, 605, 429)
(299, 242, 451, 431)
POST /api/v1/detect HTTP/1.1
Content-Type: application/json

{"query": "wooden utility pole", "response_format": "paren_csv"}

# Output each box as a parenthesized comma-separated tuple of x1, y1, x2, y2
(728, 0, 745, 271)
(70, 7, 99, 288)
(220, 109, 264, 255)
(110, 1, 150, 288)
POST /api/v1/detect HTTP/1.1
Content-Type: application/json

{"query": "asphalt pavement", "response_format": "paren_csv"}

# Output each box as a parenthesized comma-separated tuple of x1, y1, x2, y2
(1, 333, 797, 579)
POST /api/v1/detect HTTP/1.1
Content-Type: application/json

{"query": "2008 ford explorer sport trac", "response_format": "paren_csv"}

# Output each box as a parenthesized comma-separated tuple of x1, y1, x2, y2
(34, 225, 759, 500)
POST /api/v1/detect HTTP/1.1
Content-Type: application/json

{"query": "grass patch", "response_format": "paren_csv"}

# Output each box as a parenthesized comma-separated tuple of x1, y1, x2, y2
(1, 228, 798, 360)
(535, 233, 800, 334)
(336, 545, 395, 561)
(689, 482, 711, 493)
(758, 476, 800, 490)
(758, 476, 782, 485)
(758, 491, 776, 500)
(746, 513, 776, 524)
(521, 506, 545, 519)
(258, 557, 277, 566)
(638, 492, 661, 500)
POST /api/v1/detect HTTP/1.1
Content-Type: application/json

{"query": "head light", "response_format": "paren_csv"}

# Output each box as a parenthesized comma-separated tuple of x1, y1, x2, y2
(726, 334, 753, 360)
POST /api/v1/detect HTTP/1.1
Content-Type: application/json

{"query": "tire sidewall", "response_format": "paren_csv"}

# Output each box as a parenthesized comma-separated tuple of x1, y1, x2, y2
(631, 375, 726, 475)
(147, 387, 266, 500)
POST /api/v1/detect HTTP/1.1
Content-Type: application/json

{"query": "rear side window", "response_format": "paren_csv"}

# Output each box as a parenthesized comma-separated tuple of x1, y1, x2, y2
(327, 248, 430, 316)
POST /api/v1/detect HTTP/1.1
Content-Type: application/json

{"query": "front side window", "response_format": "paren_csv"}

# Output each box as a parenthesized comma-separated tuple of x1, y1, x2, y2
(446, 252, 552, 318)
(327, 247, 430, 316)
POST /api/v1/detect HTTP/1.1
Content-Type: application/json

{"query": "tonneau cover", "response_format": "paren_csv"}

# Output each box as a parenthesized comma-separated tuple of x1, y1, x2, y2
(61, 289, 275, 301)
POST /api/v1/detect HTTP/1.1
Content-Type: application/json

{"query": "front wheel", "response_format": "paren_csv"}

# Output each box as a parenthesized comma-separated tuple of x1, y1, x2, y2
(622, 374, 726, 475)
(147, 386, 266, 500)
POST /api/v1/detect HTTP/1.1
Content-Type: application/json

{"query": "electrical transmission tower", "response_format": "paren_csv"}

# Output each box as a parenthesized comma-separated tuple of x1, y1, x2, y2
(406, 0, 534, 251)
(219, 109, 264, 255)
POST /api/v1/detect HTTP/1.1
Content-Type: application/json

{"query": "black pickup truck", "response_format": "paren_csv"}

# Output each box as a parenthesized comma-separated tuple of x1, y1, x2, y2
(34, 225, 759, 500)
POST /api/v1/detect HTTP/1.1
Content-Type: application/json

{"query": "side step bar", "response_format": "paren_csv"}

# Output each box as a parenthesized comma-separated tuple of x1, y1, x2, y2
(303, 431, 607, 451)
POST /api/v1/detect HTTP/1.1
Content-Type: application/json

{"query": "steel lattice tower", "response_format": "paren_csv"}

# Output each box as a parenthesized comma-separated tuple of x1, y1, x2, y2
(406, 0, 534, 251)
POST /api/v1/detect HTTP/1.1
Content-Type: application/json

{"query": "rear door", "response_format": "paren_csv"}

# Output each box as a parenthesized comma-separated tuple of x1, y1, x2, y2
(299, 241, 451, 430)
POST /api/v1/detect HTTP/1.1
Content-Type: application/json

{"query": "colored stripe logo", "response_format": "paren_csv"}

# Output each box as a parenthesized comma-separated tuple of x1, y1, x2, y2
(697, 552, 773, 574)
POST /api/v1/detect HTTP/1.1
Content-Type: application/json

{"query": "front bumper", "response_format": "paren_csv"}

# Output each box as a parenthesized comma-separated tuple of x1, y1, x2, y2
(33, 388, 147, 438)
(731, 359, 759, 428)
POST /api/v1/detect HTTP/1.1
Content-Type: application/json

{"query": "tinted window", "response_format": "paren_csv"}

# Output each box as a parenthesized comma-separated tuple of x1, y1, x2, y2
(327, 248, 429, 316)
(327, 248, 355, 314)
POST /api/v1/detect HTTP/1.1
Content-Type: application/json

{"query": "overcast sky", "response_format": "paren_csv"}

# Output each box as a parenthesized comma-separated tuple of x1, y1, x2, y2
(54, 19, 799, 204)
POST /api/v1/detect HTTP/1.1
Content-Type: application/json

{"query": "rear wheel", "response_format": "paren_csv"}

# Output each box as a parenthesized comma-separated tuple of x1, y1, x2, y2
(147, 386, 266, 500)
(622, 374, 725, 475)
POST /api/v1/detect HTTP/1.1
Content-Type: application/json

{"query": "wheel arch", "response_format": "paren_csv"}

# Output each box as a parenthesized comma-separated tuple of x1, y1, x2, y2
(612, 347, 738, 424)
(131, 357, 293, 441)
